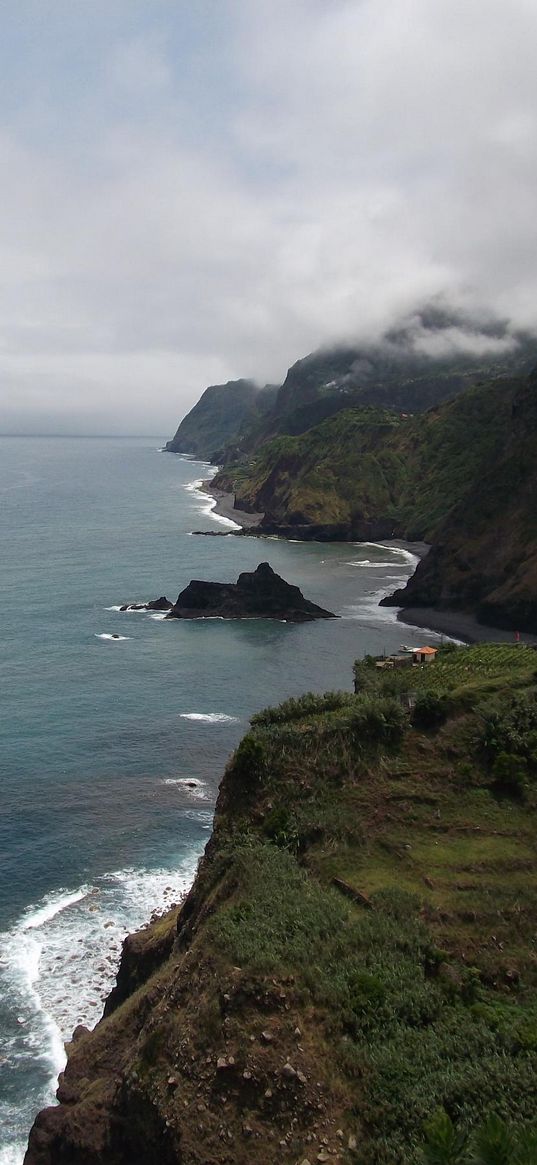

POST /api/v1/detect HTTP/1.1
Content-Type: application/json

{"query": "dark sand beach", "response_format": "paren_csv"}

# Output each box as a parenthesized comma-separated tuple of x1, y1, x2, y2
(200, 483, 264, 528)
(398, 606, 537, 646)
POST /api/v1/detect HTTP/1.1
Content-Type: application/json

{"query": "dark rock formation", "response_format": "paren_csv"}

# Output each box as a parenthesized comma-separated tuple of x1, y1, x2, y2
(191, 529, 237, 536)
(165, 562, 336, 621)
(120, 596, 172, 612)
(256, 516, 396, 542)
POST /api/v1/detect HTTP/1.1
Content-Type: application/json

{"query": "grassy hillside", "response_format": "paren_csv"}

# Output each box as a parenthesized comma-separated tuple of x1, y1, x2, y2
(27, 645, 537, 1164)
(216, 380, 512, 532)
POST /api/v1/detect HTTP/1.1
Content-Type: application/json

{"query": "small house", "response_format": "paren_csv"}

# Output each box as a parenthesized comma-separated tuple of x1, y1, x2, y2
(412, 646, 438, 665)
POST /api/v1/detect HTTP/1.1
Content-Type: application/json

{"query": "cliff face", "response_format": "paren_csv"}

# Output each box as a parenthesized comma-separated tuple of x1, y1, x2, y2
(25, 646, 537, 1164)
(259, 328, 531, 446)
(162, 318, 537, 630)
(164, 311, 534, 466)
(214, 373, 537, 632)
(383, 371, 537, 630)
(164, 310, 535, 465)
(164, 380, 268, 461)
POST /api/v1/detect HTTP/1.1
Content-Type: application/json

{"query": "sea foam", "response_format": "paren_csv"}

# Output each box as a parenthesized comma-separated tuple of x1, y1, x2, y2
(0, 858, 199, 1164)
(94, 633, 130, 641)
(161, 778, 209, 800)
(179, 712, 239, 723)
(184, 477, 241, 529)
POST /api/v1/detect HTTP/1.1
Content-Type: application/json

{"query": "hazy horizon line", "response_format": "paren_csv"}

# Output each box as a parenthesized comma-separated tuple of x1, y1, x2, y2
(0, 432, 168, 439)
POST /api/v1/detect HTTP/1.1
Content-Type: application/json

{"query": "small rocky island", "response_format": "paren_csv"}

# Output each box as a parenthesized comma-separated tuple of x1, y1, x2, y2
(121, 562, 336, 622)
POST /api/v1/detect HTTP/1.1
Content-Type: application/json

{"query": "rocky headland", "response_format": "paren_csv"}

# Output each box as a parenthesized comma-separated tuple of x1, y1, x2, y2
(121, 563, 336, 623)
(25, 644, 537, 1164)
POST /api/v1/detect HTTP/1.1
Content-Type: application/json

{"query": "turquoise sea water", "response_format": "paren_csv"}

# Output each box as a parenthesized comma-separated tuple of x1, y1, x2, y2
(0, 436, 445, 1162)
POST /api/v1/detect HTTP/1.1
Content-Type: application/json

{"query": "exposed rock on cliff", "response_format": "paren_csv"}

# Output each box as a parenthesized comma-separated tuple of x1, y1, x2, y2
(165, 562, 335, 621)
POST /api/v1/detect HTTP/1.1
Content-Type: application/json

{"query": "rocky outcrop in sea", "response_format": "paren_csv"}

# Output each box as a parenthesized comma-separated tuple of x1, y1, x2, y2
(121, 563, 336, 623)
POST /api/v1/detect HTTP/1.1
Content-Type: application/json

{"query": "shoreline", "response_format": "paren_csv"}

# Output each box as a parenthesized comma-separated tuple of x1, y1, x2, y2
(199, 482, 264, 528)
(199, 484, 430, 555)
(397, 606, 537, 646)
(198, 480, 537, 646)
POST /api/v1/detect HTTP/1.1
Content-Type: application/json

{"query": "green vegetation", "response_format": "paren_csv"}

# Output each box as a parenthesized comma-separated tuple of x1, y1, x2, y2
(41, 645, 537, 1165)
(207, 645, 537, 1162)
(422, 1110, 537, 1164)
(164, 378, 272, 459)
(250, 689, 354, 727)
(214, 372, 537, 633)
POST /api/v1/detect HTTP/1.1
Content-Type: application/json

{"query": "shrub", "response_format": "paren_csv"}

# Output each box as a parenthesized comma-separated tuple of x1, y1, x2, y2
(480, 692, 537, 769)
(412, 691, 449, 730)
(231, 733, 267, 786)
(420, 1112, 537, 1165)
(422, 1109, 468, 1164)
(348, 696, 406, 746)
(251, 690, 353, 727)
(471, 1113, 513, 1164)
(491, 752, 528, 799)
(262, 805, 299, 850)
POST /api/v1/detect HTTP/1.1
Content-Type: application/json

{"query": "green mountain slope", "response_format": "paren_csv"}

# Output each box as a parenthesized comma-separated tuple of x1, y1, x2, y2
(214, 372, 537, 631)
(386, 372, 537, 630)
(164, 310, 535, 464)
(163, 312, 537, 630)
(26, 645, 537, 1164)
(259, 321, 534, 446)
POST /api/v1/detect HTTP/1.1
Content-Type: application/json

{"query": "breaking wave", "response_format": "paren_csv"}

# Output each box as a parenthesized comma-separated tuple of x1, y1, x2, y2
(179, 712, 239, 723)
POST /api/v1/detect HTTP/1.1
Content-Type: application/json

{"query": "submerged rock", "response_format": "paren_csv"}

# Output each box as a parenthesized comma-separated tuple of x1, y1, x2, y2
(164, 562, 336, 622)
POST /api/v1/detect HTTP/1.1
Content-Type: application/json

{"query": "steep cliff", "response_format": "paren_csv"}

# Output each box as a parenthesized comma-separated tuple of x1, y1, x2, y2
(164, 309, 535, 464)
(382, 370, 537, 630)
(213, 372, 537, 632)
(26, 646, 537, 1165)
(164, 380, 275, 461)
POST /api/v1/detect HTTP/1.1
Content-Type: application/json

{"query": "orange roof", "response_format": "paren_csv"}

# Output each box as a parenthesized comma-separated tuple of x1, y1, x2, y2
(414, 646, 438, 655)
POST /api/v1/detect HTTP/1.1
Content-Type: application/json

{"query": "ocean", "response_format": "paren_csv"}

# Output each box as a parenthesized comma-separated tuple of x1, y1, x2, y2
(0, 436, 445, 1162)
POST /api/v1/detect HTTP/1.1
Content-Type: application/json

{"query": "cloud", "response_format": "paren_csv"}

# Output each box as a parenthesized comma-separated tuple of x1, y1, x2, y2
(0, 0, 536, 432)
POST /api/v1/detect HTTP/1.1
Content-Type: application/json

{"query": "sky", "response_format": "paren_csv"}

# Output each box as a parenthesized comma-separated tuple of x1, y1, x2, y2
(0, 0, 536, 435)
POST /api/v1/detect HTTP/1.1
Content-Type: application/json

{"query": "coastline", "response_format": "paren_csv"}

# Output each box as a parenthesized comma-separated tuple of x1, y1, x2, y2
(199, 485, 430, 554)
(198, 481, 537, 646)
(397, 605, 537, 646)
(199, 482, 264, 528)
